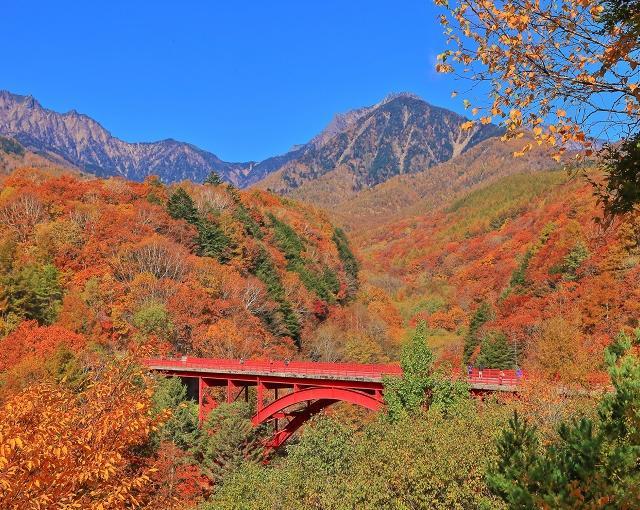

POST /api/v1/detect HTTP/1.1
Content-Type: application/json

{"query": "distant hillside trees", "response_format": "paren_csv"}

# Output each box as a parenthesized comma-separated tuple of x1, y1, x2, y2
(463, 301, 492, 365)
(0, 169, 365, 363)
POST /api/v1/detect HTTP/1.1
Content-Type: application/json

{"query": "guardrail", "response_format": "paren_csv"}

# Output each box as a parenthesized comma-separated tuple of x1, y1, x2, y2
(142, 357, 526, 386)
(142, 357, 403, 379)
(454, 367, 523, 386)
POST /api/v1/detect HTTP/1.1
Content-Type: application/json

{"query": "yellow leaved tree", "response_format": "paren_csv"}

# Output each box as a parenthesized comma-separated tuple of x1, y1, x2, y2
(435, 0, 640, 214)
(436, 0, 639, 151)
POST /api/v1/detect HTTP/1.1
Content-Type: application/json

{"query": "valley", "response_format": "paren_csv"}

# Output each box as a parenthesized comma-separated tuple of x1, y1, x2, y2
(1, 56, 638, 509)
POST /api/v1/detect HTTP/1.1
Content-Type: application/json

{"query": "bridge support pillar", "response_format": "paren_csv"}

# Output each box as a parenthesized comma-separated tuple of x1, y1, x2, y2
(257, 379, 264, 412)
(226, 379, 238, 403)
(273, 388, 279, 431)
(198, 377, 217, 424)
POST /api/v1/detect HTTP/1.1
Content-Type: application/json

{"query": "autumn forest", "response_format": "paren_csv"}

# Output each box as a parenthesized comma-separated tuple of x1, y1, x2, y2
(2, 0, 640, 508)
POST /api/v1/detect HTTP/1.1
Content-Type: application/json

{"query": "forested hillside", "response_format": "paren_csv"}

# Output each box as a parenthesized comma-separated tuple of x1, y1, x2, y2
(0, 168, 379, 372)
(355, 170, 640, 381)
(2, 161, 639, 509)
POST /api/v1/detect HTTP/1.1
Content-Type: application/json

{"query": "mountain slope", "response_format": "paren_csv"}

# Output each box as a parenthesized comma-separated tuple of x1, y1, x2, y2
(356, 168, 640, 370)
(331, 134, 560, 229)
(0, 135, 85, 176)
(254, 93, 502, 204)
(0, 91, 262, 186)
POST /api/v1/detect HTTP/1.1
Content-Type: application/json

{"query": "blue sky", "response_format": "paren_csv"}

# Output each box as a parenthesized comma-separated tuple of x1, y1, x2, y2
(2, 1, 463, 162)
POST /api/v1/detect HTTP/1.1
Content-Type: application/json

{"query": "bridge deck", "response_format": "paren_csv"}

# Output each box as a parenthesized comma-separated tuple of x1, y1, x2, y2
(143, 357, 522, 391)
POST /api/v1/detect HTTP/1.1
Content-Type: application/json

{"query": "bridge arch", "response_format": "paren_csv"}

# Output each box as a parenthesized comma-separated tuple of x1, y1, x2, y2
(252, 387, 384, 447)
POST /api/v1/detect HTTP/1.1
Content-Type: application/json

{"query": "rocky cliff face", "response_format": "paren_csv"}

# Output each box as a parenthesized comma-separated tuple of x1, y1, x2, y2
(0, 91, 260, 186)
(253, 93, 502, 199)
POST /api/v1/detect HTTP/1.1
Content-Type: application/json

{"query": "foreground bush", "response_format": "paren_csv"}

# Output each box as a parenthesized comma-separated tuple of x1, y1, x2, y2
(204, 405, 509, 510)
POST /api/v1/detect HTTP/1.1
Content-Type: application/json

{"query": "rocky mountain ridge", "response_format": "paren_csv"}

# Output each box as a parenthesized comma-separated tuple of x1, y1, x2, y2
(0, 90, 502, 191)
(0, 91, 261, 186)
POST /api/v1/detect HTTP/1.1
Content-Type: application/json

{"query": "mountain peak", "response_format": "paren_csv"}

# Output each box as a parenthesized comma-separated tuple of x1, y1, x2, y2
(254, 92, 502, 205)
(0, 90, 41, 109)
(379, 91, 423, 104)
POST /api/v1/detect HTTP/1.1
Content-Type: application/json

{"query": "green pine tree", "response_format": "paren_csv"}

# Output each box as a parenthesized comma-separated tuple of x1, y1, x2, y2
(487, 330, 640, 508)
(385, 321, 469, 421)
(476, 331, 515, 369)
(167, 187, 198, 224)
(384, 322, 434, 421)
(151, 377, 199, 450)
(204, 171, 224, 186)
(191, 402, 264, 484)
(196, 219, 232, 263)
(463, 301, 493, 365)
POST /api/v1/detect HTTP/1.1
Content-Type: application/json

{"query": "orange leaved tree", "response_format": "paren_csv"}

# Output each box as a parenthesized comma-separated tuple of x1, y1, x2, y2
(0, 357, 168, 509)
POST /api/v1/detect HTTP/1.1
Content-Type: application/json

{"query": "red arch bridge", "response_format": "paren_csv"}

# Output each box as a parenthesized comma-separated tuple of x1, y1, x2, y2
(143, 357, 522, 449)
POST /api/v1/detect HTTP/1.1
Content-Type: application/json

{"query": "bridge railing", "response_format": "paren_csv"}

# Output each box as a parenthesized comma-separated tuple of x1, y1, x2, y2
(142, 357, 403, 379)
(459, 368, 523, 386)
(143, 357, 528, 386)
